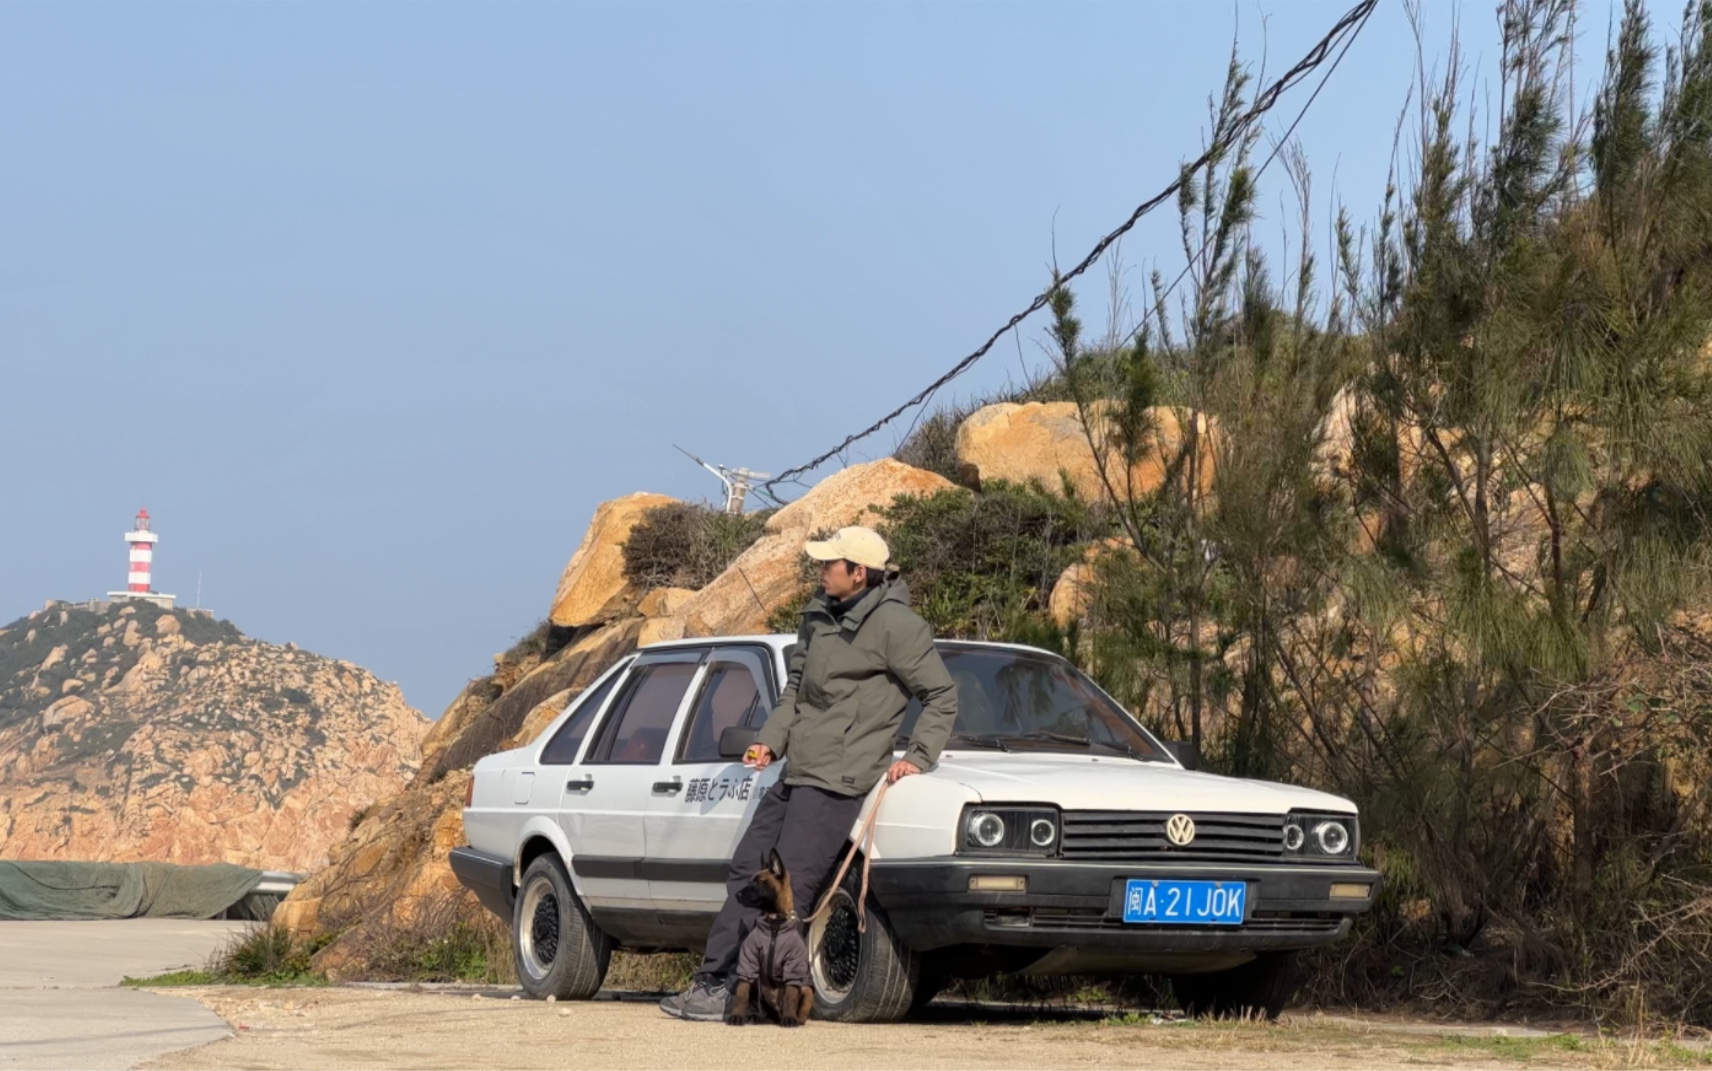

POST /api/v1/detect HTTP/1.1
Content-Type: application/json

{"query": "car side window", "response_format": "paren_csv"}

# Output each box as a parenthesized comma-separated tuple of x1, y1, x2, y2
(678, 662, 765, 763)
(539, 662, 628, 765)
(586, 661, 700, 765)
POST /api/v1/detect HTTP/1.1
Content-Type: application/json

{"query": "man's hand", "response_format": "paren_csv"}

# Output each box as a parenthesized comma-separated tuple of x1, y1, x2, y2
(743, 744, 775, 769)
(886, 759, 922, 784)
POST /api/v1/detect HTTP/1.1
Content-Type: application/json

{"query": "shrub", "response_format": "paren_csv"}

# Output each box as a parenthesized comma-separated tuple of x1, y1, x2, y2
(892, 405, 980, 485)
(309, 891, 516, 985)
(363, 917, 511, 984)
(206, 924, 326, 985)
(878, 480, 1112, 641)
(622, 503, 770, 591)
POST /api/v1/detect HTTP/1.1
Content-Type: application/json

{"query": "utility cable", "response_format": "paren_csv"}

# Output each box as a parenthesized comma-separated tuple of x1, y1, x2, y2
(762, 0, 1378, 494)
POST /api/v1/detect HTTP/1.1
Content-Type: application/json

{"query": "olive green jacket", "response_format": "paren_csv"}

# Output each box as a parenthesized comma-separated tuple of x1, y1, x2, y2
(755, 579, 958, 796)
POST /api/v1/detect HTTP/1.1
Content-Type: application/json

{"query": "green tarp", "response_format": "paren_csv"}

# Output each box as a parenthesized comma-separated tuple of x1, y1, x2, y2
(0, 861, 264, 921)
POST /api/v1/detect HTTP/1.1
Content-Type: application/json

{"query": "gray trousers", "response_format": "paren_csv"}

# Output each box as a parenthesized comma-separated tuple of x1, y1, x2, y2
(696, 781, 865, 983)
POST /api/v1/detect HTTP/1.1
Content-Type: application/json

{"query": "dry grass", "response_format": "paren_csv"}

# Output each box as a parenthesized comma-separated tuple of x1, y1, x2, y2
(604, 951, 697, 993)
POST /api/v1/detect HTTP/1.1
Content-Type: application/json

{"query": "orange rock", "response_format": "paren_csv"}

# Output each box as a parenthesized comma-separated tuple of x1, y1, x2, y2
(680, 459, 955, 637)
(639, 616, 687, 646)
(956, 401, 1218, 502)
(1048, 539, 1139, 627)
(1313, 385, 1360, 488)
(548, 492, 677, 628)
(1049, 562, 1098, 628)
(0, 603, 427, 874)
(274, 895, 320, 937)
(419, 679, 497, 774)
(512, 688, 574, 750)
(638, 587, 696, 619)
(39, 695, 92, 730)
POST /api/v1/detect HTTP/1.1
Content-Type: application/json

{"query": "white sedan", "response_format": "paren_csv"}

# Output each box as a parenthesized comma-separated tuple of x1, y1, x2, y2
(452, 635, 1380, 1022)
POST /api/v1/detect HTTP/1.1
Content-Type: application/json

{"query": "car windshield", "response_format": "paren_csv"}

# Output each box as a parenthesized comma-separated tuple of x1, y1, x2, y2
(897, 645, 1172, 763)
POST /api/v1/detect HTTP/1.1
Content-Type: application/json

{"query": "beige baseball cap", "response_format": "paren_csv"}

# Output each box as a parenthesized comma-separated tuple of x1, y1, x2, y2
(803, 526, 891, 571)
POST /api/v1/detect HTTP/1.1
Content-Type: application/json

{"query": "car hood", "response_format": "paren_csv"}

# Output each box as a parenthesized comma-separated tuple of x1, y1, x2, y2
(933, 750, 1355, 814)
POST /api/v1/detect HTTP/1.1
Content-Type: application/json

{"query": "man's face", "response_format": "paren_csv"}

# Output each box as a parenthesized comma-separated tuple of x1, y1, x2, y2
(819, 559, 865, 599)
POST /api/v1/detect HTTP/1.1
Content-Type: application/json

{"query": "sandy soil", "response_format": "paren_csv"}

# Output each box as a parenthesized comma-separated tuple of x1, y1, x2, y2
(136, 987, 1709, 1070)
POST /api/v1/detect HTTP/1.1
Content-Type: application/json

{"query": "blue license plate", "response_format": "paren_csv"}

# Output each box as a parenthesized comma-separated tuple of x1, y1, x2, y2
(1121, 879, 1247, 925)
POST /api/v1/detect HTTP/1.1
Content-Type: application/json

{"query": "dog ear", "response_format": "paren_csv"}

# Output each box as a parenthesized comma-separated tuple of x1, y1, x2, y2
(766, 848, 785, 879)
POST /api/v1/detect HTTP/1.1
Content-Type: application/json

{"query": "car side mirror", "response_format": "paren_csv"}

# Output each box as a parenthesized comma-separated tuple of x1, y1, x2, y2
(1164, 741, 1199, 770)
(718, 726, 760, 761)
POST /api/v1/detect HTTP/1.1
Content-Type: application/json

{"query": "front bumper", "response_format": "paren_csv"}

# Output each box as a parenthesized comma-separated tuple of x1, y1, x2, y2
(867, 858, 1380, 955)
(449, 846, 515, 921)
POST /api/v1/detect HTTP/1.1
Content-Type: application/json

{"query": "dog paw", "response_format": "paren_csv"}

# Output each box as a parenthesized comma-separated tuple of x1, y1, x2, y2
(723, 1015, 749, 1027)
(779, 1016, 803, 1028)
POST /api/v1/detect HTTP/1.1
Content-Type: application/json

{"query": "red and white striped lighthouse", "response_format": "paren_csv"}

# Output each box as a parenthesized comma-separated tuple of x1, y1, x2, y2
(108, 509, 175, 608)
(126, 509, 158, 592)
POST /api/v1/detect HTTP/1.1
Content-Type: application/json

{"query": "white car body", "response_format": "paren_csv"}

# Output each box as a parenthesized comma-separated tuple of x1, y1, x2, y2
(452, 634, 1380, 1016)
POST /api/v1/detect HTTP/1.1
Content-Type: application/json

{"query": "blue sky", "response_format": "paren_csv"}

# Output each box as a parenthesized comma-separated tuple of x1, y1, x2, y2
(0, 1, 1661, 716)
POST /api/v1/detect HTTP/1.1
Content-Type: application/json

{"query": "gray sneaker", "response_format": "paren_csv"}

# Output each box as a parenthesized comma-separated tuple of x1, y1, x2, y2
(659, 978, 727, 1022)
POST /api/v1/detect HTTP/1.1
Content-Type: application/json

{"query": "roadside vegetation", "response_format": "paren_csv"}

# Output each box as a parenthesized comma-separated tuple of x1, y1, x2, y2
(880, 1, 1712, 1029)
(123, 925, 330, 987)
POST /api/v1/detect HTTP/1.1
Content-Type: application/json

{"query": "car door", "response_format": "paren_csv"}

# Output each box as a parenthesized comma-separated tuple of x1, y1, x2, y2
(644, 644, 781, 913)
(555, 647, 705, 911)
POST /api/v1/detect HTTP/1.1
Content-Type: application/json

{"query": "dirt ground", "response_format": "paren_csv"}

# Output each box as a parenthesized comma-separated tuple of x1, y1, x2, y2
(137, 986, 1712, 1070)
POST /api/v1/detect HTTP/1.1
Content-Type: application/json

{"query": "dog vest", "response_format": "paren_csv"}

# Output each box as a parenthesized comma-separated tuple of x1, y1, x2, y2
(735, 916, 811, 987)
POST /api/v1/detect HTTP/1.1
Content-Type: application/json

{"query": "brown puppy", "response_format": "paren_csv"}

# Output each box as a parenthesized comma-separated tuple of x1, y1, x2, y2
(725, 849, 815, 1027)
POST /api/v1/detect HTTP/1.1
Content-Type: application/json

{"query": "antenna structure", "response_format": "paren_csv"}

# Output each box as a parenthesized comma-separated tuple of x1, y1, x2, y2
(674, 446, 771, 515)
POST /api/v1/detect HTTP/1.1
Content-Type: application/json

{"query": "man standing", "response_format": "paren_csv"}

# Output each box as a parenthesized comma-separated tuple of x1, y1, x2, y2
(660, 525, 958, 1021)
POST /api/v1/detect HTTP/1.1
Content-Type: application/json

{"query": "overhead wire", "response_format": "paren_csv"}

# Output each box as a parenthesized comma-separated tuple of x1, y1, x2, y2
(1116, 0, 1373, 351)
(761, 0, 1378, 495)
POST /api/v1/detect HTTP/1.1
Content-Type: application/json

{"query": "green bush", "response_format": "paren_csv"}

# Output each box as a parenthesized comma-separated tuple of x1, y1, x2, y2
(205, 924, 327, 985)
(622, 503, 771, 591)
(364, 920, 506, 983)
(878, 480, 1112, 641)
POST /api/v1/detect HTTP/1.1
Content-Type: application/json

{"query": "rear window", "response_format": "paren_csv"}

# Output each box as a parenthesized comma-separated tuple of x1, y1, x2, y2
(539, 663, 628, 765)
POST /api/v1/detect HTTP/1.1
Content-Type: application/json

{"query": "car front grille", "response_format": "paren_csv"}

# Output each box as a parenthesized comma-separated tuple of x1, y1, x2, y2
(1058, 811, 1285, 862)
(985, 908, 1344, 935)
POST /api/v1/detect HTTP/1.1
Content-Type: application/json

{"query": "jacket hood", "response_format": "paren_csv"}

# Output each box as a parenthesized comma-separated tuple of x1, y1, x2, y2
(807, 578, 912, 621)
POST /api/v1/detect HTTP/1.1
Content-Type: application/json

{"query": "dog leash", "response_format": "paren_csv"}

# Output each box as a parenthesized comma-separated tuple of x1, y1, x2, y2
(802, 777, 892, 934)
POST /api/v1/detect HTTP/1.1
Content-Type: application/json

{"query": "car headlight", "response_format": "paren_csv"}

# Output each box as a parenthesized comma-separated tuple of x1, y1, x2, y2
(1315, 820, 1350, 855)
(970, 812, 1006, 848)
(959, 806, 1059, 856)
(1285, 812, 1357, 859)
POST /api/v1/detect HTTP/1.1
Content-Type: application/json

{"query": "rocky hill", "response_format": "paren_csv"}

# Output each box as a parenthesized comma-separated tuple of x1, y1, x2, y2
(276, 458, 952, 974)
(267, 420, 1217, 974)
(0, 599, 427, 873)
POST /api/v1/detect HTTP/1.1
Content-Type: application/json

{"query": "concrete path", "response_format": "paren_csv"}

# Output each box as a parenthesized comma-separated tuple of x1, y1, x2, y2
(0, 919, 251, 1070)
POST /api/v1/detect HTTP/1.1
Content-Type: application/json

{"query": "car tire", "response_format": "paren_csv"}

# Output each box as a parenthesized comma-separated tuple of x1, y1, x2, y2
(1169, 951, 1299, 1020)
(807, 862, 918, 1023)
(512, 853, 612, 1000)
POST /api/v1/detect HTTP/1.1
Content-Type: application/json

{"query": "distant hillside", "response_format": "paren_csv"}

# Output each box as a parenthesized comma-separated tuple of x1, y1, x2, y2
(0, 599, 427, 873)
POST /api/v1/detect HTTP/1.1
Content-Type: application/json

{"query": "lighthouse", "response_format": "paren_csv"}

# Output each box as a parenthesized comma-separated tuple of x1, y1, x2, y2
(107, 508, 176, 609)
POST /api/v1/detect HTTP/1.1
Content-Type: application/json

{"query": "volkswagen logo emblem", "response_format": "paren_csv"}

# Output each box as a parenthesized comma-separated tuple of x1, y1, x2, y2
(1165, 813, 1196, 847)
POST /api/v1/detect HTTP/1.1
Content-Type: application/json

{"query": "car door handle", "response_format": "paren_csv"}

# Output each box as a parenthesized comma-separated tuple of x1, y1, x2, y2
(652, 778, 683, 795)
(565, 777, 595, 792)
